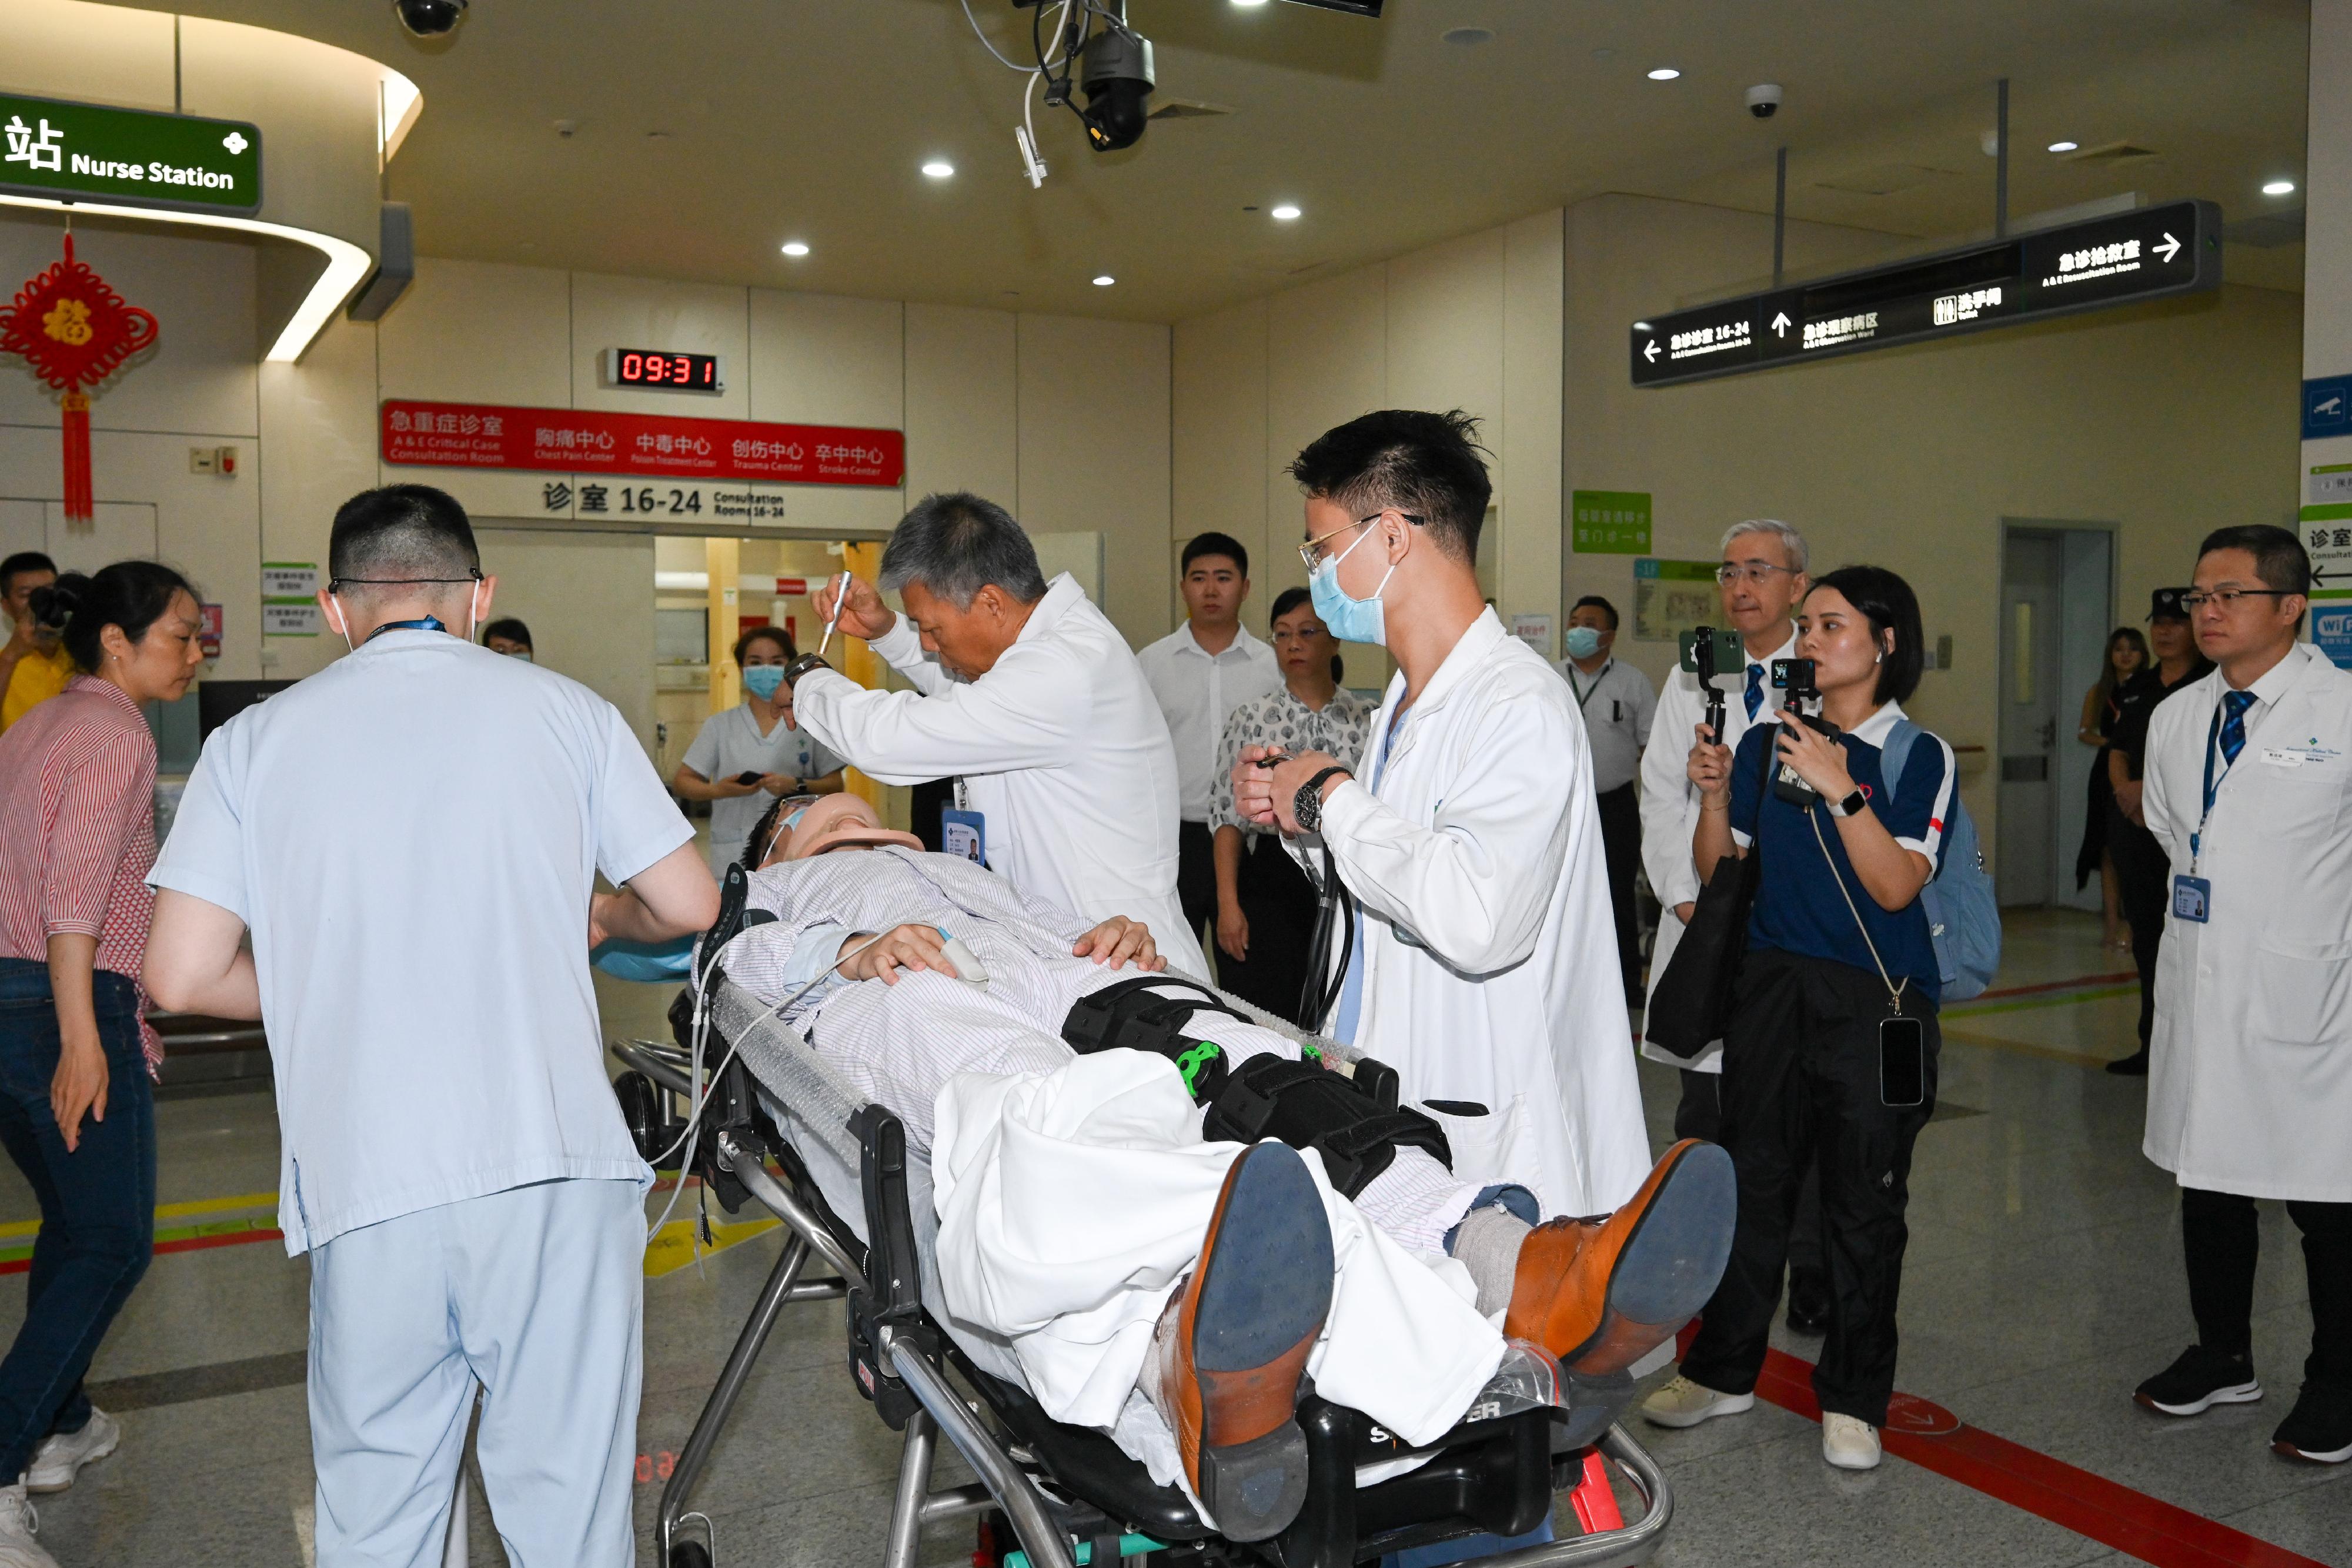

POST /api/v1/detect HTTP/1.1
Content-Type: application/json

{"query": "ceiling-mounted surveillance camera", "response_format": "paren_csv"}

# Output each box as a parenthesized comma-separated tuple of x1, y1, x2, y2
(1746, 83, 1782, 119)
(1079, 22, 1155, 152)
(393, 0, 467, 38)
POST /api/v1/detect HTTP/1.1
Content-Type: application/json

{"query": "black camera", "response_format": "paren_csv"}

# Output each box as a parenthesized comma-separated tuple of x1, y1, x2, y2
(1768, 658, 1840, 806)
(1770, 657, 1816, 698)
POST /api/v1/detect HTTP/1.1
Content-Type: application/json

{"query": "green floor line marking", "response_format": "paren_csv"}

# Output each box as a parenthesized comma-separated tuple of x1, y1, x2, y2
(0, 1213, 279, 1266)
(1944, 984, 2136, 1020)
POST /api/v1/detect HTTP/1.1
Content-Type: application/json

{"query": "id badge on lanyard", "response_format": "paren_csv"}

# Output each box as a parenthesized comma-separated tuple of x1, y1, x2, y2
(2175, 706, 2229, 924)
(945, 777, 985, 867)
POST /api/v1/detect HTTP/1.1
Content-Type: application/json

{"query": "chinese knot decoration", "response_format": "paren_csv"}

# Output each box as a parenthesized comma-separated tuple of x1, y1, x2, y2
(0, 235, 158, 523)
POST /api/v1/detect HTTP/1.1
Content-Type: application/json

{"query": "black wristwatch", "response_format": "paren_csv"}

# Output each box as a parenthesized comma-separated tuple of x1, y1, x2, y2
(1829, 788, 1867, 818)
(783, 653, 832, 687)
(1294, 767, 1353, 834)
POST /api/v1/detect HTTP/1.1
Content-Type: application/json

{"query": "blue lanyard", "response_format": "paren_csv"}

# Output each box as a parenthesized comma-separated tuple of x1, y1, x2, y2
(365, 615, 446, 644)
(2190, 704, 2229, 871)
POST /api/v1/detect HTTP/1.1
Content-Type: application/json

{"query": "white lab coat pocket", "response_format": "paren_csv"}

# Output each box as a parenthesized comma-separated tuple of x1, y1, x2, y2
(1422, 1094, 1534, 1194)
(2253, 939, 2352, 1047)
(2251, 768, 2347, 842)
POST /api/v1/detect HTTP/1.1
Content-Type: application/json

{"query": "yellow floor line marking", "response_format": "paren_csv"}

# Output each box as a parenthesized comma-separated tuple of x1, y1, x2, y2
(0, 1188, 278, 1242)
(1940, 1025, 2113, 1069)
(644, 1215, 780, 1279)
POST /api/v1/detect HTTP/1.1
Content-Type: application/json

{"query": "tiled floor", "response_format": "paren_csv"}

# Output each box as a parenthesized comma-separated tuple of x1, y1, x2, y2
(0, 906, 2346, 1566)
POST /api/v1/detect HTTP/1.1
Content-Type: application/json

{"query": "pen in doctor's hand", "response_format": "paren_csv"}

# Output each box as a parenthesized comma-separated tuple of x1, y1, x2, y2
(816, 570, 851, 660)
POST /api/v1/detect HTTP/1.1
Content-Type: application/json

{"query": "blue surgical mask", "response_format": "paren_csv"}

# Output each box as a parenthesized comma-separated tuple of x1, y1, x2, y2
(742, 665, 787, 701)
(1565, 626, 1603, 660)
(506, 648, 533, 663)
(1308, 523, 1395, 647)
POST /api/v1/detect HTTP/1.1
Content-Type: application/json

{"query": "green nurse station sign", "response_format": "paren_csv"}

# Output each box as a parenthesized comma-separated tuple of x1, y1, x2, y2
(0, 92, 262, 216)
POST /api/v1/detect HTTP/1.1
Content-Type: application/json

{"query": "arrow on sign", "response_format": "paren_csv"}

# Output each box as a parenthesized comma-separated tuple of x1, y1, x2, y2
(1770, 311, 1792, 337)
(2318, 565, 2341, 588)
(2154, 232, 2182, 264)
(1643, 339, 1660, 363)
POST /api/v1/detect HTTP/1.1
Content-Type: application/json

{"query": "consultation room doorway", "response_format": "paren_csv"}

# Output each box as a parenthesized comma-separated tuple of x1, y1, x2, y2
(1995, 521, 2116, 909)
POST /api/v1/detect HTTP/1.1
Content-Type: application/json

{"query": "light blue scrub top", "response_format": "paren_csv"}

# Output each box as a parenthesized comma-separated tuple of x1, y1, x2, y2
(150, 631, 692, 1253)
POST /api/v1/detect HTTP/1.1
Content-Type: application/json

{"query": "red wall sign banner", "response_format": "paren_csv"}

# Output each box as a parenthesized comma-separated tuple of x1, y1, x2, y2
(379, 399, 904, 488)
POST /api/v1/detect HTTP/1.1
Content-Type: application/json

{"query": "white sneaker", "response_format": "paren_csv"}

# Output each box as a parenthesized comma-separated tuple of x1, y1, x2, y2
(1822, 1412, 1882, 1470)
(0, 1484, 59, 1568)
(1640, 1375, 1756, 1429)
(26, 1408, 117, 1494)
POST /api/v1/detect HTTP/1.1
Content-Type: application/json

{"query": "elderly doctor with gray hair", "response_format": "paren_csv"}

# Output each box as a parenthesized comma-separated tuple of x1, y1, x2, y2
(791, 492, 1208, 978)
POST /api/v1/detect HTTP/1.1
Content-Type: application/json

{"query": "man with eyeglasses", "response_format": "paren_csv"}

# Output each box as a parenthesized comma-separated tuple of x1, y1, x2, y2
(142, 485, 718, 1564)
(1232, 410, 1651, 1239)
(2130, 523, 2352, 1465)
(1632, 521, 1836, 1330)
(2102, 587, 2214, 1076)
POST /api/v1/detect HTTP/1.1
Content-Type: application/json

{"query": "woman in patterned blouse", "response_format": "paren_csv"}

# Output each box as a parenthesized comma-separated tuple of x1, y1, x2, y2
(1208, 588, 1373, 1025)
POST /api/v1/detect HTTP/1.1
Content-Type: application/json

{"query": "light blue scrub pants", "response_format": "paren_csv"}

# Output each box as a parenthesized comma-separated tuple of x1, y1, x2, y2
(306, 1178, 646, 1567)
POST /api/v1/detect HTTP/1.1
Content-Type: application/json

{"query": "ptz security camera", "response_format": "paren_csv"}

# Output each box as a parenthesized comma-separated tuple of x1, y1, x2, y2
(1746, 83, 1782, 119)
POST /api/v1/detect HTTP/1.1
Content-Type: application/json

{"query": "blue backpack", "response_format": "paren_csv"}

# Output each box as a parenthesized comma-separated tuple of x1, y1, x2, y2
(1878, 720, 2001, 1002)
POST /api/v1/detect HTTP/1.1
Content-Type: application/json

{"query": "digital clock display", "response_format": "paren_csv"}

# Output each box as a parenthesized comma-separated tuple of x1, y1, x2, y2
(604, 348, 722, 392)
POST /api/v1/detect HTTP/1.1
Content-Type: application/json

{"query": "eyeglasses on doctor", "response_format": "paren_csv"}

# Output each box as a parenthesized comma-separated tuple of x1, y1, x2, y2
(2179, 587, 2295, 611)
(1716, 563, 1802, 587)
(1299, 510, 1426, 571)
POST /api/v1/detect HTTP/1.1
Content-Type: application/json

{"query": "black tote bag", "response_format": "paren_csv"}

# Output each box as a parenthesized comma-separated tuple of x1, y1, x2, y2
(1642, 734, 1771, 1060)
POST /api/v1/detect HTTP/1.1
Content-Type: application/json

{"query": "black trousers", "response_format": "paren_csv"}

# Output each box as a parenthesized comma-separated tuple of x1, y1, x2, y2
(1595, 783, 1643, 997)
(1177, 821, 1219, 950)
(2107, 800, 2169, 1048)
(1681, 949, 1938, 1425)
(1214, 834, 1323, 1029)
(1675, 1068, 1823, 1281)
(2182, 1188, 2352, 1394)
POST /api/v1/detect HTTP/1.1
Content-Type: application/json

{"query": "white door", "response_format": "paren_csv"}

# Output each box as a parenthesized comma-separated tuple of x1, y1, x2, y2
(1997, 534, 2063, 905)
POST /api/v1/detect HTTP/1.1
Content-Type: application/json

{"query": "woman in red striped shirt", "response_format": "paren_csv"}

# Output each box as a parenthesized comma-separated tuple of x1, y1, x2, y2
(0, 562, 201, 1552)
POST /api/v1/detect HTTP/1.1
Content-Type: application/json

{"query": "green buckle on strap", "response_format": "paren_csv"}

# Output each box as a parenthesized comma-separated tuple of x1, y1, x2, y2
(1174, 1041, 1222, 1095)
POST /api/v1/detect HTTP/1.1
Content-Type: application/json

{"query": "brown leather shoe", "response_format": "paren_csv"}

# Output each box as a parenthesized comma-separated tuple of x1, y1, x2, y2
(1503, 1139, 1735, 1376)
(1146, 1141, 1334, 1541)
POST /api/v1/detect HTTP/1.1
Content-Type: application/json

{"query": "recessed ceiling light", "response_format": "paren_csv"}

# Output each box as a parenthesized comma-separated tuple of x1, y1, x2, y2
(781, 241, 810, 258)
(1271, 203, 1302, 220)
(2264, 178, 2297, 196)
(921, 159, 955, 179)
(1232, 0, 1269, 7)
(1092, 274, 1115, 286)
(1442, 27, 1494, 46)
(2046, 140, 2078, 153)
(1646, 68, 1681, 81)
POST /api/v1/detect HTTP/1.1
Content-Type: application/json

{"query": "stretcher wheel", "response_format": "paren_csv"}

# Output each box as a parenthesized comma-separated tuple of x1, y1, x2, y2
(614, 1070, 673, 1168)
(667, 1542, 712, 1568)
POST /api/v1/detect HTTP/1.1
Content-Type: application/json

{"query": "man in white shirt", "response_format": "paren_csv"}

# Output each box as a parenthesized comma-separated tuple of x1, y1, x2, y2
(2133, 524, 2352, 1465)
(1635, 519, 1830, 1335)
(1137, 533, 1282, 951)
(1561, 594, 1656, 1001)
(141, 485, 719, 1566)
(799, 492, 1209, 978)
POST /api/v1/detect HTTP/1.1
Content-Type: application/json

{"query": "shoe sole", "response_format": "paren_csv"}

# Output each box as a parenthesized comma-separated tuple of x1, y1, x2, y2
(1190, 1143, 1334, 1543)
(2272, 1437, 2352, 1464)
(1563, 1141, 1738, 1376)
(2134, 1380, 2263, 1417)
(1641, 1390, 1755, 1429)
(25, 1422, 118, 1495)
(1824, 1443, 1882, 1471)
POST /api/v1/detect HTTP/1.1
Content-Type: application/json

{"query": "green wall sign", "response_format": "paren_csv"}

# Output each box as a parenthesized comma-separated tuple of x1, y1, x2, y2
(1571, 489, 1653, 554)
(0, 92, 262, 216)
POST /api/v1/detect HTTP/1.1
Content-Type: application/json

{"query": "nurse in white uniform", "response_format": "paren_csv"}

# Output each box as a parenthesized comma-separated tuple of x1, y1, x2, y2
(673, 623, 846, 874)
(141, 486, 720, 1566)
(1234, 410, 1649, 1222)
(794, 492, 1208, 979)
(2135, 523, 2352, 1465)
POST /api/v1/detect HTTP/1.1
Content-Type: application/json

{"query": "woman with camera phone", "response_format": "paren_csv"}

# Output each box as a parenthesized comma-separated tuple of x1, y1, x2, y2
(1642, 565, 1956, 1475)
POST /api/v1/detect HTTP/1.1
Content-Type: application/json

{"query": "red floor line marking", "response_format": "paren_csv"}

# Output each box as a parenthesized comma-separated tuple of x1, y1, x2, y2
(1742, 1345, 2330, 1568)
(1970, 969, 2139, 1001)
(0, 1226, 283, 1276)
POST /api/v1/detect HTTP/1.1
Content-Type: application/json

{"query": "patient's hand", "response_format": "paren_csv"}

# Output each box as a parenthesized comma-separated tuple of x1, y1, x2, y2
(839, 924, 956, 985)
(1074, 917, 1165, 972)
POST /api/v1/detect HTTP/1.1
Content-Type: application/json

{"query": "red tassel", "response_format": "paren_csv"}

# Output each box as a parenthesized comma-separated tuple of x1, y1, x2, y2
(61, 392, 91, 523)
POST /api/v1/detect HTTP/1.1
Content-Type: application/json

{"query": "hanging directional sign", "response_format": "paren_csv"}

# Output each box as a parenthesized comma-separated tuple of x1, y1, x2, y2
(0, 92, 262, 216)
(1631, 199, 2221, 388)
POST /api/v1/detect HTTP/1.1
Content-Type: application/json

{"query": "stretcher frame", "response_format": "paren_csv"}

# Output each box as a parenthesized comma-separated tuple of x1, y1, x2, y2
(615, 971, 1676, 1568)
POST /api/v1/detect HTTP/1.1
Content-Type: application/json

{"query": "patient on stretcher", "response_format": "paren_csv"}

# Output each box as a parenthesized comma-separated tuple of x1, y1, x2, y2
(716, 794, 1733, 1540)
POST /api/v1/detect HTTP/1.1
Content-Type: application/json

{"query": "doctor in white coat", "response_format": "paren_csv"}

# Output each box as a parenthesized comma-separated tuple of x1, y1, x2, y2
(794, 493, 1208, 979)
(2136, 523, 2352, 1465)
(1234, 410, 1650, 1223)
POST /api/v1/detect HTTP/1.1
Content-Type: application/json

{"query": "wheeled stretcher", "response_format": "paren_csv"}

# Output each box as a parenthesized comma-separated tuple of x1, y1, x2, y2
(610, 897, 1678, 1568)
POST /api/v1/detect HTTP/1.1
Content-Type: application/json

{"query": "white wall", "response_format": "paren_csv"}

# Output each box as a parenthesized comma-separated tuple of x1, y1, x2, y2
(0, 216, 1175, 757)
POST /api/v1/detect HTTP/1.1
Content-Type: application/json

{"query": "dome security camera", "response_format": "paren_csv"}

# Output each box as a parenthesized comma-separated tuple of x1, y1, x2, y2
(1746, 83, 1783, 119)
(393, 0, 467, 38)
(1079, 23, 1155, 152)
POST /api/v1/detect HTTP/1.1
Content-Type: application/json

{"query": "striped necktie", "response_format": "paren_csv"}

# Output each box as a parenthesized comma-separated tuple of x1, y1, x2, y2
(1744, 663, 1766, 723)
(2219, 689, 2255, 767)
